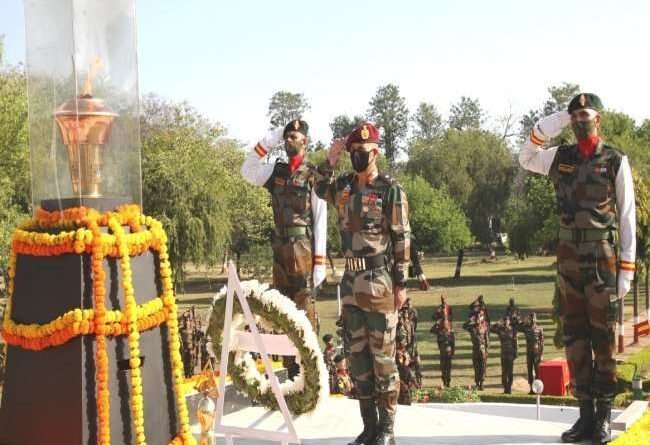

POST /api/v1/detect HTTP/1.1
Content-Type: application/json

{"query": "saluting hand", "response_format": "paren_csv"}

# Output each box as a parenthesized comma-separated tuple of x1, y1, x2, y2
(328, 138, 346, 167)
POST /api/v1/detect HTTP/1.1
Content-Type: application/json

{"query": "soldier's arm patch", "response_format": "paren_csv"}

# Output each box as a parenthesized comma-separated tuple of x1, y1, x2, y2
(558, 163, 576, 174)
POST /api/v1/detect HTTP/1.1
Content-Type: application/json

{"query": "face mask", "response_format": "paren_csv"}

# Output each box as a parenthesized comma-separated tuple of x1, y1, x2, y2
(572, 119, 597, 140)
(351, 150, 372, 173)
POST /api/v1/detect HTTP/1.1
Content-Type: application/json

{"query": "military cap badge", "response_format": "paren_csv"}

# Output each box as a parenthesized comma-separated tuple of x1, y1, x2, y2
(361, 125, 370, 140)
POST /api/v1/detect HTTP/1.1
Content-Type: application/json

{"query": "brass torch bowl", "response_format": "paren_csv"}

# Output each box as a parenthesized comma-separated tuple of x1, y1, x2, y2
(54, 95, 118, 198)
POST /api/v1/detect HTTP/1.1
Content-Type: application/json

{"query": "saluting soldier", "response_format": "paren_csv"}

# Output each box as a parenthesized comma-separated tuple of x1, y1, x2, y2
(430, 313, 455, 387)
(434, 294, 453, 323)
(519, 93, 636, 444)
(504, 298, 521, 358)
(520, 313, 544, 395)
(315, 122, 410, 445)
(240, 119, 327, 379)
(463, 312, 488, 390)
(490, 317, 517, 394)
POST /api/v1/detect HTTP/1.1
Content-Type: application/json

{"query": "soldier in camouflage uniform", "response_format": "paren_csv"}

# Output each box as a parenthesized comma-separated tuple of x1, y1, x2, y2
(504, 298, 521, 359)
(315, 122, 410, 445)
(241, 119, 327, 379)
(430, 313, 455, 387)
(463, 312, 488, 390)
(490, 317, 517, 394)
(395, 333, 416, 406)
(519, 313, 544, 394)
(520, 93, 636, 444)
(323, 333, 338, 393)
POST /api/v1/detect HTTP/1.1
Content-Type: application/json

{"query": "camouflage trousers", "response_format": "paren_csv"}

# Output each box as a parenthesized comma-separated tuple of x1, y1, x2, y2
(471, 345, 487, 386)
(501, 356, 514, 391)
(557, 239, 618, 401)
(271, 235, 317, 330)
(526, 351, 541, 385)
(341, 304, 399, 400)
(439, 353, 452, 386)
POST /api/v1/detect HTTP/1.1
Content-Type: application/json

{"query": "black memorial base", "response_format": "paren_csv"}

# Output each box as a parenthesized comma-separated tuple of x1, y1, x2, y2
(0, 198, 182, 445)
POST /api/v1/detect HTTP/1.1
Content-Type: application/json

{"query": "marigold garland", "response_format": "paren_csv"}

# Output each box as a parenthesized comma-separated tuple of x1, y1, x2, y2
(1, 205, 195, 445)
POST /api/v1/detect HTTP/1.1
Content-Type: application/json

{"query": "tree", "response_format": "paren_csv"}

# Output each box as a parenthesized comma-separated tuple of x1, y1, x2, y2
(368, 84, 409, 164)
(267, 91, 310, 129)
(505, 175, 557, 258)
(141, 95, 237, 290)
(0, 60, 31, 276)
(399, 174, 472, 252)
(412, 102, 444, 140)
(329, 114, 365, 139)
(519, 83, 580, 142)
(448, 96, 483, 131)
(407, 129, 514, 243)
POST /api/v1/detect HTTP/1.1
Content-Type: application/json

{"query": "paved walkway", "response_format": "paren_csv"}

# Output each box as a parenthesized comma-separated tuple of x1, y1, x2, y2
(192, 396, 624, 445)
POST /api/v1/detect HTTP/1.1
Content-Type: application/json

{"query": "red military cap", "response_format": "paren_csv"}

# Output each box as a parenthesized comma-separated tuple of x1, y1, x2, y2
(346, 122, 380, 150)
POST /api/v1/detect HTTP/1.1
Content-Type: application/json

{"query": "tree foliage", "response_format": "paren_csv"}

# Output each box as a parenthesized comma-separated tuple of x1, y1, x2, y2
(412, 102, 444, 141)
(329, 114, 366, 139)
(267, 91, 310, 129)
(368, 84, 409, 164)
(448, 96, 483, 131)
(399, 174, 472, 252)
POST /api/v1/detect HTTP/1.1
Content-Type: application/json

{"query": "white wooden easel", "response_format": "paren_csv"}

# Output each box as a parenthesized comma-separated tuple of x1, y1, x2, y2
(213, 263, 300, 445)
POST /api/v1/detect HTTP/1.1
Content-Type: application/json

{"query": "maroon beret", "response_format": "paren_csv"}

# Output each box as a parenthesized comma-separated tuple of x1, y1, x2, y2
(346, 122, 380, 150)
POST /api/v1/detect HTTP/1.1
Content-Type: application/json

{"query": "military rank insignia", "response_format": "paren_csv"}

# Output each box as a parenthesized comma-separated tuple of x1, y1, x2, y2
(593, 164, 607, 174)
(361, 125, 370, 140)
(274, 177, 286, 186)
(558, 163, 576, 173)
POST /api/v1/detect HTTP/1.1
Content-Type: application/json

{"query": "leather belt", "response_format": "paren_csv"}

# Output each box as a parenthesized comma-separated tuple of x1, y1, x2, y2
(344, 254, 386, 272)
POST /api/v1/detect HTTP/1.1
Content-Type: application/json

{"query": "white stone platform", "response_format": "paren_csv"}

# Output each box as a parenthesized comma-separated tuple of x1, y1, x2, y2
(192, 396, 625, 445)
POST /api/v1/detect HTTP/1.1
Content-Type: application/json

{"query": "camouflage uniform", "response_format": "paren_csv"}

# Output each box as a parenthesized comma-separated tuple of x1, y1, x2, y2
(431, 319, 455, 387)
(520, 317, 544, 390)
(520, 96, 637, 443)
(324, 341, 338, 393)
(504, 300, 521, 359)
(490, 321, 517, 393)
(241, 122, 327, 378)
(315, 150, 410, 444)
(434, 300, 453, 323)
(463, 315, 488, 390)
(395, 343, 415, 405)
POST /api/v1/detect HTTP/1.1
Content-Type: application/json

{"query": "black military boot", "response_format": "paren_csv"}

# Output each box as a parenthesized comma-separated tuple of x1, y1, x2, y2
(593, 400, 612, 444)
(561, 399, 594, 443)
(348, 398, 378, 445)
(373, 391, 397, 445)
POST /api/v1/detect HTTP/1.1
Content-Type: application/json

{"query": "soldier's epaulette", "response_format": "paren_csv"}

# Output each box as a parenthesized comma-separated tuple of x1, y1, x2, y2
(376, 173, 397, 186)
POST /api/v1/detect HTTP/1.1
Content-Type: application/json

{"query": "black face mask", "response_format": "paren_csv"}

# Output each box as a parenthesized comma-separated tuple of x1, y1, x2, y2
(350, 150, 372, 173)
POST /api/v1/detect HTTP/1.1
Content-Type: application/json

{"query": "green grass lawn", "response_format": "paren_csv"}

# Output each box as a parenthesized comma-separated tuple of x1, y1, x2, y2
(177, 251, 647, 396)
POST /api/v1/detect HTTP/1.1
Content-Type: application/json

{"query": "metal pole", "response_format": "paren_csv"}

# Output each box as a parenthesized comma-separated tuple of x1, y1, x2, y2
(337, 284, 341, 318)
(536, 394, 541, 421)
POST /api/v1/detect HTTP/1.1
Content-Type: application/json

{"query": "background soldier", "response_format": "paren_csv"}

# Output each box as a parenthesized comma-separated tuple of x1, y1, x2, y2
(430, 313, 455, 387)
(316, 122, 410, 445)
(334, 354, 355, 397)
(519, 93, 636, 443)
(398, 298, 422, 386)
(463, 313, 488, 390)
(395, 334, 416, 406)
(240, 119, 327, 379)
(323, 333, 338, 393)
(504, 298, 521, 358)
(490, 317, 516, 393)
(520, 313, 544, 395)
(179, 310, 196, 378)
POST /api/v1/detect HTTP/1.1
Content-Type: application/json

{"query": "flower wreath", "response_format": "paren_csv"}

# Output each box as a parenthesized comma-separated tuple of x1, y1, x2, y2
(207, 280, 329, 416)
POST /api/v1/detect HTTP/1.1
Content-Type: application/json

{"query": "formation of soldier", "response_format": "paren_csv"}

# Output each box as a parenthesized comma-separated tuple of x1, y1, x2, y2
(395, 299, 421, 405)
(179, 307, 217, 378)
(430, 295, 455, 387)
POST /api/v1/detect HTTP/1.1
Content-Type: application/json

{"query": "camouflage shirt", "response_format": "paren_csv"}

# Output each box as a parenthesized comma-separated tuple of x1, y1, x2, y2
(521, 322, 544, 355)
(548, 142, 623, 230)
(490, 323, 516, 358)
(314, 163, 411, 285)
(264, 160, 318, 230)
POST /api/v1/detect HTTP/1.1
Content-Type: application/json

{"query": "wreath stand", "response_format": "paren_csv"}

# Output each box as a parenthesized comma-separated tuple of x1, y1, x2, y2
(213, 262, 300, 445)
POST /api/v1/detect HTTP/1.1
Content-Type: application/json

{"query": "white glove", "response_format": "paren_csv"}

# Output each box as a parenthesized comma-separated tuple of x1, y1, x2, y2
(536, 110, 572, 140)
(313, 264, 326, 288)
(260, 127, 285, 150)
(617, 269, 634, 299)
